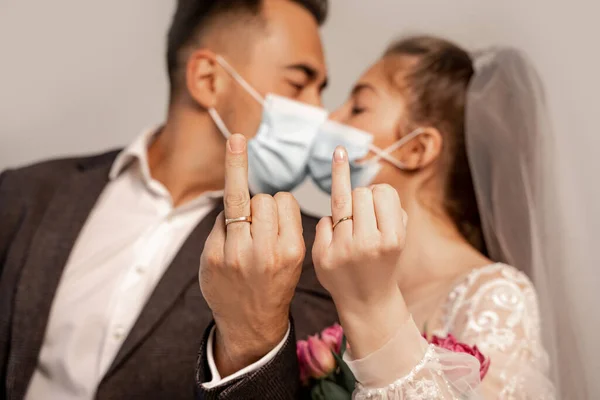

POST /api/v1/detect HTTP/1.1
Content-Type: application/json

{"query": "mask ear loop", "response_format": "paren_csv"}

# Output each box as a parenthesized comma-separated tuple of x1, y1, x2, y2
(215, 55, 265, 106)
(363, 128, 425, 170)
(209, 55, 267, 140)
(208, 108, 232, 139)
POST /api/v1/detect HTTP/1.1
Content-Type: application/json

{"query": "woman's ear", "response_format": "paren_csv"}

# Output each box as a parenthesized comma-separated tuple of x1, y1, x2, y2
(185, 50, 222, 110)
(394, 127, 443, 170)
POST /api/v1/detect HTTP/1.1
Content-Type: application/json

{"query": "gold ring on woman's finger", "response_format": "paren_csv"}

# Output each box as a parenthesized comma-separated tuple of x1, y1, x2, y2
(332, 216, 353, 230)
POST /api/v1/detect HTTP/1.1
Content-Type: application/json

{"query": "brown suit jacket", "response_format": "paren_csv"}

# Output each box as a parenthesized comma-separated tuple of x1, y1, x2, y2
(0, 150, 337, 400)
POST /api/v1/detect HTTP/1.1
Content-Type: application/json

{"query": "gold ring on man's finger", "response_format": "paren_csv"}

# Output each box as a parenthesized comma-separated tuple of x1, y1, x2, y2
(225, 216, 253, 226)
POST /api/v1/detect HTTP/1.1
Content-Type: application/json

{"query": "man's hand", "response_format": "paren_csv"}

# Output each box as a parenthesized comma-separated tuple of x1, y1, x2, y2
(199, 134, 305, 377)
(312, 146, 409, 359)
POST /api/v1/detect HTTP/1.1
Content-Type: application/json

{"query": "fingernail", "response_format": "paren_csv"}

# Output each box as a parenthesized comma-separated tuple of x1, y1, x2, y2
(333, 146, 347, 163)
(228, 134, 246, 154)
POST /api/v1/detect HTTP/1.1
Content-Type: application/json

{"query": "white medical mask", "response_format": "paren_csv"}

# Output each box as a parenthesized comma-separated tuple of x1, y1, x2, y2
(308, 120, 424, 193)
(208, 56, 327, 195)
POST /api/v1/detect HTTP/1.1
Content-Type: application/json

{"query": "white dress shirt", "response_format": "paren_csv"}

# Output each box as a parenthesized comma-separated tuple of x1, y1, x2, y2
(24, 129, 222, 400)
(25, 128, 289, 400)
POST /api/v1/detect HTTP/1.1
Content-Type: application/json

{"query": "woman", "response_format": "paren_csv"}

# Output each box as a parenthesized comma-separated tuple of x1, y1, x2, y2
(309, 36, 565, 398)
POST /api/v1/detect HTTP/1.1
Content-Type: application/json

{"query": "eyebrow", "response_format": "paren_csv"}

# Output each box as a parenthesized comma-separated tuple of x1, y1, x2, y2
(352, 83, 378, 96)
(286, 63, 329, 91)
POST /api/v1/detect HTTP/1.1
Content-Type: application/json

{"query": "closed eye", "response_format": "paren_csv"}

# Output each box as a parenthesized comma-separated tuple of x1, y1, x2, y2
(288, 81, 305, 92)
(351, 106, 367, 116)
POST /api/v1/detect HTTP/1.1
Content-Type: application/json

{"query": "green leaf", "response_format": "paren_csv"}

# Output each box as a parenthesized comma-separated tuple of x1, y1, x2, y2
(340, 335, 348, 357)
(320, 379, 352, 400)
(333, 351, 356, 392)
(310, 383, 326, 400)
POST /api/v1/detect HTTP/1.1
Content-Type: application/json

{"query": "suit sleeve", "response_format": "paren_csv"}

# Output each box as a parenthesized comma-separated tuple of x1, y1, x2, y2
(195, 320, 304, 400)
(0, 171, 23, 277)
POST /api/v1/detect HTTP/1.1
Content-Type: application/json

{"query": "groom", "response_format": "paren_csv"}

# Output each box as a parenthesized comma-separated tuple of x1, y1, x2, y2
(0, 0, 335, 399)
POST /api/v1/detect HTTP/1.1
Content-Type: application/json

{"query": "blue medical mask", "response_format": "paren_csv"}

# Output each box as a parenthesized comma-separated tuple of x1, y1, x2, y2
(208, 56, 328, 195)
(308, 120, 424, 193)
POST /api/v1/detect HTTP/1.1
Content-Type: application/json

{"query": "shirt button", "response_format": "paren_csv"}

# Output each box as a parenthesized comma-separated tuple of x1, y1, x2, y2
(113, 326, 126, 340)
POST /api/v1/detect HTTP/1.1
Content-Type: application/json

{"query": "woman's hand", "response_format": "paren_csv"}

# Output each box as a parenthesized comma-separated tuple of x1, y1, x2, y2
(312, 146, 410, 359)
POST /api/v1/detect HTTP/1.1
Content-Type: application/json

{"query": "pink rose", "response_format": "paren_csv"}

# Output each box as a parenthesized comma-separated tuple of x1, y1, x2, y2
(428, 334, 491, 380)
(320, 323, 344, 354)
(297, 336, 336, 380)
(296, 340, 310, 386)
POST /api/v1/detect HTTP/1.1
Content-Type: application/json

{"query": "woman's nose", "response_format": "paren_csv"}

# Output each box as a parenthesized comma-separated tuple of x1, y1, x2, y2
(329, 107, 346, 122)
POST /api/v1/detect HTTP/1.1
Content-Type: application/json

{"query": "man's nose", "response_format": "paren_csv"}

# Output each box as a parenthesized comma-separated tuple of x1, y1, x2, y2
(297, 90, 323, 108)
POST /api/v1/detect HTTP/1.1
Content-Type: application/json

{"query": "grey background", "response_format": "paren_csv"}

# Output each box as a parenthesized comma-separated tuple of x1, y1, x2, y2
(1, 0, 598, 396)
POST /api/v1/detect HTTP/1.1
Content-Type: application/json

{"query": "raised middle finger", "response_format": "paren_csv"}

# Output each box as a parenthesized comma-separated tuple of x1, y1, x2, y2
(223, 134, 252, 238)
(330, 146, 353, 240)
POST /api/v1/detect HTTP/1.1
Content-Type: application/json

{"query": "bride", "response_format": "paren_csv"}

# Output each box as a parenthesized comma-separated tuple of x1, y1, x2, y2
(309, 36, 573, 399)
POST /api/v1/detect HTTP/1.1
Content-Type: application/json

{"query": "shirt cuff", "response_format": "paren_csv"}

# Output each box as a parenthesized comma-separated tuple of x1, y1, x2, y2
(202, 323, 292, 389)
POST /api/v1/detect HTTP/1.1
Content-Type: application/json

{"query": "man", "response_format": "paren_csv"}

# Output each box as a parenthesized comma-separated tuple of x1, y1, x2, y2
(0, 0, 336, 399)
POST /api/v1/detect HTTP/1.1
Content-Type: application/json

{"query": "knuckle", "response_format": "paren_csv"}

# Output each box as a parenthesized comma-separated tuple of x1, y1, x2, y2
(203, 249, 222, 267)
(357, 237, 380, 257)
(353, 187, 372, 198)
(316, 217, 332, 231)
(224, 250, 245, 270)
(332, 194, 351, 211)
(381, 236, 402, 255)
(372, 183, 395, 196)
(215, 211, 226, 225)
(259, 251, 277, 270)
(224, 192, 250, 209)
(284, 242, 306, 264)
(274, 191, 295, 204)
(252, 194, 276, 209)
(252, 195, 278, 224)
(275, 192, 300, 213)
(338, 240, 355, 258)
(315, 252, 335, 271)
(373, 184, 400, 205)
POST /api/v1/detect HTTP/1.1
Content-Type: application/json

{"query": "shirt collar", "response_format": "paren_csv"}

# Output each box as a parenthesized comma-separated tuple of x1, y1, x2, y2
(109, 127, 159, 182)
(108, 126, 224, 209)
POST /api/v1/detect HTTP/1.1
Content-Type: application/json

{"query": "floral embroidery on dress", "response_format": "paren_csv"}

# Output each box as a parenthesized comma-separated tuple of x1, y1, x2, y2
(353, 264, 556, 399)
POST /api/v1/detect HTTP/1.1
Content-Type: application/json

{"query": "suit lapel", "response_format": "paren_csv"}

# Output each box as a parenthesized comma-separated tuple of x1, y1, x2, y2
(7, 160, 113, 399)
(104, 203, 223, 378)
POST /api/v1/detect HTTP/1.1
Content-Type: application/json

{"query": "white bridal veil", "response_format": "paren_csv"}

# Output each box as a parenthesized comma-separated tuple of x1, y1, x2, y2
(466, 48, 588, 399)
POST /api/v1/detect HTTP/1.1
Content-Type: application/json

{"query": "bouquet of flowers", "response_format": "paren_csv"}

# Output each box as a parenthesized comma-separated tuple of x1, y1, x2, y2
(296, 324, 355, 399)
(297, 324, 490, 399)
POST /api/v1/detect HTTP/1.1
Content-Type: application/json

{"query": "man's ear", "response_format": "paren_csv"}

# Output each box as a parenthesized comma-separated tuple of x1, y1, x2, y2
(394, 127, 443, 170)
(185, 49, 223, 110)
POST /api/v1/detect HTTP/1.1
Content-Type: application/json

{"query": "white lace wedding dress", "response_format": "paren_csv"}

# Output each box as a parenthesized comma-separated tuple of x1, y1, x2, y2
(344, 264, 556, 399)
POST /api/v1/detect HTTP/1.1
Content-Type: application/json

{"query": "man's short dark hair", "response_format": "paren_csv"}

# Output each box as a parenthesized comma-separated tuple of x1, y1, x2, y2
(166, 0, 328, 94)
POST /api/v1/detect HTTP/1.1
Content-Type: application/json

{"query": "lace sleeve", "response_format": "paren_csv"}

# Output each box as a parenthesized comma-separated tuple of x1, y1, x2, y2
(345, 316, 483, 400)
(447, 265, 556, 399)
(346, 265, 556, 399)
